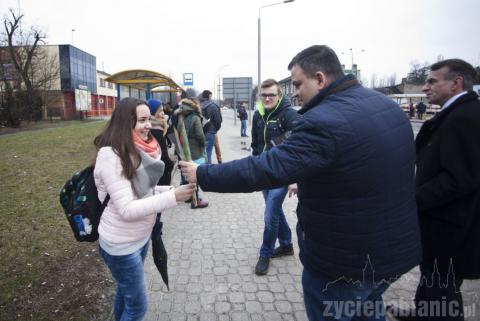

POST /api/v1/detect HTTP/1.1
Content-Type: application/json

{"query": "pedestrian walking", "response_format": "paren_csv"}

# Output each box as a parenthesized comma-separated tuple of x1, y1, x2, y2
(237, 102, 249, 137)
(416, 101, 427, 120)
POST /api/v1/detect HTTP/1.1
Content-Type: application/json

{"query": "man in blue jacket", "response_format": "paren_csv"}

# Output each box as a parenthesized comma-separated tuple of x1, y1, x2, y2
(180, 45, 421, 321)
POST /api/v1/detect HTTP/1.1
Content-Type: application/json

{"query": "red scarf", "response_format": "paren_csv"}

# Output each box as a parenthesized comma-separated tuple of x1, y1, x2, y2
(132, 130, 160, 159)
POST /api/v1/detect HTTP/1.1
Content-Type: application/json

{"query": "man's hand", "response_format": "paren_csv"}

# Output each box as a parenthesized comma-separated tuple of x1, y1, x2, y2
(288, 183, 298, 198)
(179, 161, 199, 183)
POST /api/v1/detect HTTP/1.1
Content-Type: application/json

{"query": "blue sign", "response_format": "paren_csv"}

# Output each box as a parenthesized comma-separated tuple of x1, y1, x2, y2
(183, 73, 194, 86)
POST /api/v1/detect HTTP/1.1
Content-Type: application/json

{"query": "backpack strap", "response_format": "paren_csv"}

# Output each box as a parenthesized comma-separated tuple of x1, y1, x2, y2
(102, 194, 110, 208)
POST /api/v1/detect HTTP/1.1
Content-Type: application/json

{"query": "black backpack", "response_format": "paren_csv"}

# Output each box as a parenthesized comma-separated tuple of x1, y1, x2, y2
(59, 165, 109, 242)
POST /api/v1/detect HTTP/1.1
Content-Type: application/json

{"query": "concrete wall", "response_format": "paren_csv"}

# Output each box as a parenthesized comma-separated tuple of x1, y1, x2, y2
(96, 71, 116, 97)
(37, 46, 61, 91)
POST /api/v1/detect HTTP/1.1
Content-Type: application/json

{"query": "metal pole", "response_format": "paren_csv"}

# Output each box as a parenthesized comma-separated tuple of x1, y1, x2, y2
(217, 64, 229, 107)
(350, 48, 354, 68)
(257, 15, 261, 100)
(248, 79, 252, 125)
(233, 85, 237, 126)
(218, 75, 221, 107)
(256, 1, 294, 110)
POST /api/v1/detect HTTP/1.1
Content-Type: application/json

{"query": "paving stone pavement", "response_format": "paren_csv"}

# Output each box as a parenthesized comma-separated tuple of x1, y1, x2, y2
(141, 111, 479, 321)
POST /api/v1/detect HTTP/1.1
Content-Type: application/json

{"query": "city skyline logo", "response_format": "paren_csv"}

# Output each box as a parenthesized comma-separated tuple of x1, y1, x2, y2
(320, 255, 478, 319)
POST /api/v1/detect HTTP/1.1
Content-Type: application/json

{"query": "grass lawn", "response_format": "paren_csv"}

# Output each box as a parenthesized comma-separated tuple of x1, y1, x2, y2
(0, 120, 114, 321)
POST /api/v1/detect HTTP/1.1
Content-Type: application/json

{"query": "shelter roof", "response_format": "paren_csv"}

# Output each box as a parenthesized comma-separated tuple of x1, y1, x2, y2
(105, 69, 183, 92)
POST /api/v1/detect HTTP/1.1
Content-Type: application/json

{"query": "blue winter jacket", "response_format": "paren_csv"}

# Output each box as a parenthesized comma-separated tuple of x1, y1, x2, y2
(197, 75, 421, 280)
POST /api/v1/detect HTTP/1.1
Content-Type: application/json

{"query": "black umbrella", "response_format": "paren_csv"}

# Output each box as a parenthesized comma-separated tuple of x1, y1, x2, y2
(151, 214, 169, 290)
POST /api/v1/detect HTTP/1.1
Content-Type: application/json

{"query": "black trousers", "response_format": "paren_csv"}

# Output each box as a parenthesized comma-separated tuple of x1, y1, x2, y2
(414, 263, 464, 321)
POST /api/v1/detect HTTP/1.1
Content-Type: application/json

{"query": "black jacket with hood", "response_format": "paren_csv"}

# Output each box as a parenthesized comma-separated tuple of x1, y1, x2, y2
(251, 95, 299, 156)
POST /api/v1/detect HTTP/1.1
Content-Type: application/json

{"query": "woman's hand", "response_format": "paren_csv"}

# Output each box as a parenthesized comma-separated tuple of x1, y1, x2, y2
(174, 183, 196, 202)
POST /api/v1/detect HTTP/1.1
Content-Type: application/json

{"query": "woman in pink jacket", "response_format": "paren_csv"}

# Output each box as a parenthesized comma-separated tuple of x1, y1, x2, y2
(93, 97, 195, 321)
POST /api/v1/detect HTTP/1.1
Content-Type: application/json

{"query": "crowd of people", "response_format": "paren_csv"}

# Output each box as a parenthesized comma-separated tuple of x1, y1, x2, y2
(92, 44, 479, 321)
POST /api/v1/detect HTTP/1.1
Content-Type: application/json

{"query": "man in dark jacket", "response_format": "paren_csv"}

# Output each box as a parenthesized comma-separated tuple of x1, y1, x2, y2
(237, 102, 249, 137)
(180, 45, 421, 321)
(251, 78, 300, 276)
(200, 90, 223, 164)
(389, 59, 480, 321)
(416, 101, 427, 120)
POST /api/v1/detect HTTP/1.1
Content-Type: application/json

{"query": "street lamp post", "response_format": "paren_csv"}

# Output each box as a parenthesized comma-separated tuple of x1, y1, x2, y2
(217, 63, 229, 119)
(258, 0, 294, 98)
(349, 48, 365, 68)
(217, 64, 229, 105)
(341, 48, 365, 78)
(342, 48, 366, 69)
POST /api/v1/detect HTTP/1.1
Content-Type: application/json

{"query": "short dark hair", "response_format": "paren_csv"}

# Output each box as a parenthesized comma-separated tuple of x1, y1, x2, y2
(260, 78, 281, 95)
(182, 88, 199, 100)
(430, 59, 477, 91)
(201, 90, 213, 99)
(288, 45, 344, 80)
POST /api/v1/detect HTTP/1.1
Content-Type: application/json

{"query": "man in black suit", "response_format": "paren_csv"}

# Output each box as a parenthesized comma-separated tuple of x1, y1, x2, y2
(389, 59, 480, 320)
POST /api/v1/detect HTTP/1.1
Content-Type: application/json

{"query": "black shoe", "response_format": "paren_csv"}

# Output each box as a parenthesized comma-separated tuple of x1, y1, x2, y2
(255, 256, 270, 275)
(272, 244, 294, 258)
(386, 305, 418, 321)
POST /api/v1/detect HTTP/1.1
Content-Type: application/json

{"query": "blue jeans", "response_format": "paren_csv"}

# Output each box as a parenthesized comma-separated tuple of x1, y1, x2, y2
(260, 186, 291, 257)
(205, 132, 216, 164)
(241, 119, 247, 136)
(302, 268, 389, 321)
(100, 242, 149, 321)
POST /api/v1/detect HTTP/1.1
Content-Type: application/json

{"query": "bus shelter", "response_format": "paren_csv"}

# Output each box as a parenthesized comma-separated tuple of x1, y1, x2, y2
(105, 69, 183, 101)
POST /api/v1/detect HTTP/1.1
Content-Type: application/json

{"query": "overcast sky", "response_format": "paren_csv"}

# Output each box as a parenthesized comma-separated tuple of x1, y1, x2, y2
(1, 0, 479, 93)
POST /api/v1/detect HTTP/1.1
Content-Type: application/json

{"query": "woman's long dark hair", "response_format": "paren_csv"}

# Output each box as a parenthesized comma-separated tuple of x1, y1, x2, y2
(94, 97, 147, 179)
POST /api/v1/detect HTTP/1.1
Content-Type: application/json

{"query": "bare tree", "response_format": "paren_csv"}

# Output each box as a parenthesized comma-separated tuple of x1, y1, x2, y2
(360, 76, 369, 87)
(1, 9, 58, 125)
(0, 56, 20, 126)
(370, 73, 378, 88)
(406, 60, 430, 85)
(30, 47, 61, 119)
(379, 77, 388, 88)
(388, 73, 397, 86)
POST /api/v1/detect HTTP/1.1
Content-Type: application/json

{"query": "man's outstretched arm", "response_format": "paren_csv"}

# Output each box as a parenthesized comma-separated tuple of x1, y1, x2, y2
(180, 117, 336, 193)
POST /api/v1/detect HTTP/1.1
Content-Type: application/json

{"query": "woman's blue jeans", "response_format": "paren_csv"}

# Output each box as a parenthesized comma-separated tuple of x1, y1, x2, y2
(302, 268, 389, 321)
(260, 186, 291, 258)
(241, 119, 247, 136)
(100, 242, 149, 321)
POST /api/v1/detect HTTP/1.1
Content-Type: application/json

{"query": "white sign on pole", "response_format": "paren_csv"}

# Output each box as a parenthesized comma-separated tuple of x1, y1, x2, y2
(183, 73, 194, 86)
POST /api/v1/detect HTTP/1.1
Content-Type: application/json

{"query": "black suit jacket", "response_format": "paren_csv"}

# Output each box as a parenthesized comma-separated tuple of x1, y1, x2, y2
(415, 91, 480, 279)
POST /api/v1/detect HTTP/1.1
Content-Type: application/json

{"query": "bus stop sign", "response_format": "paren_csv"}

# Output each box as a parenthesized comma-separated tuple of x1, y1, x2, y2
(183, 73, 193, 86)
